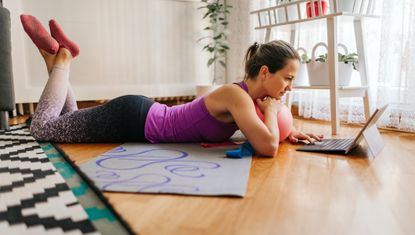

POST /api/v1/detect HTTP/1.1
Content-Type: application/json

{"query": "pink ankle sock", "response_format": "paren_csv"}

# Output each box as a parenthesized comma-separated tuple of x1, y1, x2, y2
(20, 15, 59, 54)
(49, 19, 80, 57)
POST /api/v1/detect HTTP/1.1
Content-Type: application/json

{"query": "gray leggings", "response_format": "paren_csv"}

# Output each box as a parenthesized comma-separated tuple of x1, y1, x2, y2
(30, 66, 154, 143)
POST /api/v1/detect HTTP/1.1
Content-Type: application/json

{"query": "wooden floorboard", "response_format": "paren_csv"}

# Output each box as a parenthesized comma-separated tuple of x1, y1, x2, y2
(46, 118, 415, 235)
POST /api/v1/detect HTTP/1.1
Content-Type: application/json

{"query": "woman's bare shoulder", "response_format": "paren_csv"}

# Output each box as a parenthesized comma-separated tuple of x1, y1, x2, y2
(213, 83, 247, 97)
(208, 83, 251, 107)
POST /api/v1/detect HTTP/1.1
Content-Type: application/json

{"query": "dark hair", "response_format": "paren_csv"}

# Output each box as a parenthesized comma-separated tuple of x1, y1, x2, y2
(244, 40, 300, 80)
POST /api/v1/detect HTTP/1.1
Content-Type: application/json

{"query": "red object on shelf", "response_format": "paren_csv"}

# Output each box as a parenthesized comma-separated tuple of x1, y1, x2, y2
(306, 0, 328, 18)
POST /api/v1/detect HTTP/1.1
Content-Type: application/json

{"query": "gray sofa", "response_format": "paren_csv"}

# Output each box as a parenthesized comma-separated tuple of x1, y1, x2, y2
(0, 1, 15, 130)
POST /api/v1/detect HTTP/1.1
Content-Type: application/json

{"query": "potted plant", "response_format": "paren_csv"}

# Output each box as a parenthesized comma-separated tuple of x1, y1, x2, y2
(315, 52, 359, 70)
(306, 42, 358, 86)
(196, 0, 232, 97)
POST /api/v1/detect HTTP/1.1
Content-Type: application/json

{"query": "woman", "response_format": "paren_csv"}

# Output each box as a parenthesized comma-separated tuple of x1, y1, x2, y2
(21, 14, 322, 157)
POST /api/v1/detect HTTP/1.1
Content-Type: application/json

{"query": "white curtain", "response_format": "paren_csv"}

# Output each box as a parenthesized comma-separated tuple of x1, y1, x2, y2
(264, 0, 415, 132)
(375, 0, 415, 131)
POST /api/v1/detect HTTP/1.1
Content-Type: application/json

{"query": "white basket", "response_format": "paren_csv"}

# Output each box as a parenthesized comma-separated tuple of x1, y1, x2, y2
(306, 42, 353, 86)
(293, 47, 310, 86)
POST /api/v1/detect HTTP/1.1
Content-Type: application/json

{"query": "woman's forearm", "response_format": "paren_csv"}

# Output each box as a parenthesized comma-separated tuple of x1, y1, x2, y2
(263, 108, 280, 144)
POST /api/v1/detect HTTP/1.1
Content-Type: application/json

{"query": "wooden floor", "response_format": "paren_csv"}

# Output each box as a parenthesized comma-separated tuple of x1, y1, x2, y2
(9, 116, 415, 235)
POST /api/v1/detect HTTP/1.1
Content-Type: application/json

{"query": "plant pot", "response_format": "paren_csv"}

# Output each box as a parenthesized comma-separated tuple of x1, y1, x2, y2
(294, 63, 310, 86)
(306, 0, 328, 18)
(293, 47, 309, 86)
(307, 61, 353, 86)
(306, 42, 353, 86)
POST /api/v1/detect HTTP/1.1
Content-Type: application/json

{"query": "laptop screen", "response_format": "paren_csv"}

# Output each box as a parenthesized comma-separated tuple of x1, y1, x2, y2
(350, 104, 389, 148)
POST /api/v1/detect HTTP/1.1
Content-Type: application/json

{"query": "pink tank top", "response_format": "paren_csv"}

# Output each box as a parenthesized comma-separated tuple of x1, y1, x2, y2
(144, 82, 248, 143)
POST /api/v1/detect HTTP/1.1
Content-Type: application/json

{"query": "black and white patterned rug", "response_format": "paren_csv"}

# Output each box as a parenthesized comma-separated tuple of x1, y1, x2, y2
(0, 125, 99, 234)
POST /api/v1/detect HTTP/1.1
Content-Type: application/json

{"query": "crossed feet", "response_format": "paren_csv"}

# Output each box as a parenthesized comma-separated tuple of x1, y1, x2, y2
(20, 15, 80, 72)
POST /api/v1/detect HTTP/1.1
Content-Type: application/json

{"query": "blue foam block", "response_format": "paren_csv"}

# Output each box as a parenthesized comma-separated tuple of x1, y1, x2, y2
(226, 142, 255, 158)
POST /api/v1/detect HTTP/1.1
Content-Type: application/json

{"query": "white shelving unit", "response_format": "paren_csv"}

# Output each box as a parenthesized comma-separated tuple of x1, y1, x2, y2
(251, 0, 379, 134)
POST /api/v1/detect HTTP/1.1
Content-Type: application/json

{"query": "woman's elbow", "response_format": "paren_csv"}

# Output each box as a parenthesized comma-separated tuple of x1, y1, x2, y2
(256, 140, 278, 157)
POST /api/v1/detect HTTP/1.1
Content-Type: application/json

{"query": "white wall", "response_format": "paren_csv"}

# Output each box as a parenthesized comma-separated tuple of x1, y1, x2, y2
(226, 0, 261, 84)
(6, 0, 213, 102)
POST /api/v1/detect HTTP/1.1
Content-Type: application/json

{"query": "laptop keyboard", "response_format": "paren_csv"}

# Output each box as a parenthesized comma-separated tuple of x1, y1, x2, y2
(320, 138, 354, 150)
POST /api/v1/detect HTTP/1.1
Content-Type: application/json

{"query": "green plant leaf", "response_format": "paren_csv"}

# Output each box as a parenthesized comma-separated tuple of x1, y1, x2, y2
(196, 36, 211, 43)
(220, 45, 230, 49)
(213, 34, 222, 40)
(198, 0, 231, 75)
(300, 54, 309, 63)
(202, 12, 210, 19)
(207, 58, 215, 66)
(315, 51, 359, 70)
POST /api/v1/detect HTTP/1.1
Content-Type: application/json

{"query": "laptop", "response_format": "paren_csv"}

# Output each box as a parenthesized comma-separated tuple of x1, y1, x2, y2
(296, 104, 389, 154)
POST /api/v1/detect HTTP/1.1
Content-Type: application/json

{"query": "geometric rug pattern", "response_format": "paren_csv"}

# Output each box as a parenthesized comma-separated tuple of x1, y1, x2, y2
(0, 124, 99, 234)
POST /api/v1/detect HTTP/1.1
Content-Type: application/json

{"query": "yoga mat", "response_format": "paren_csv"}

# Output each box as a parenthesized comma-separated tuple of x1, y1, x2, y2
(42, 143, 133, 235)
(80, 143, 252, 197)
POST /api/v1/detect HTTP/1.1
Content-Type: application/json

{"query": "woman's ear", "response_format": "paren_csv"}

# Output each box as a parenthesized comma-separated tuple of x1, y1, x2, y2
(259, 65, 269, 80)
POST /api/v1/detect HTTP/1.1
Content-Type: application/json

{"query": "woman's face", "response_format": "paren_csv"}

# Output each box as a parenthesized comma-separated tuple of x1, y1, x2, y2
(262, 59, 299, 99)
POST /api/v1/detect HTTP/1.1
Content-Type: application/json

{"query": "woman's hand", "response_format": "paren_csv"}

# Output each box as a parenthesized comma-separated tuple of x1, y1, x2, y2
(256, 97, 282, 115)
(288, 129, 324, 144)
